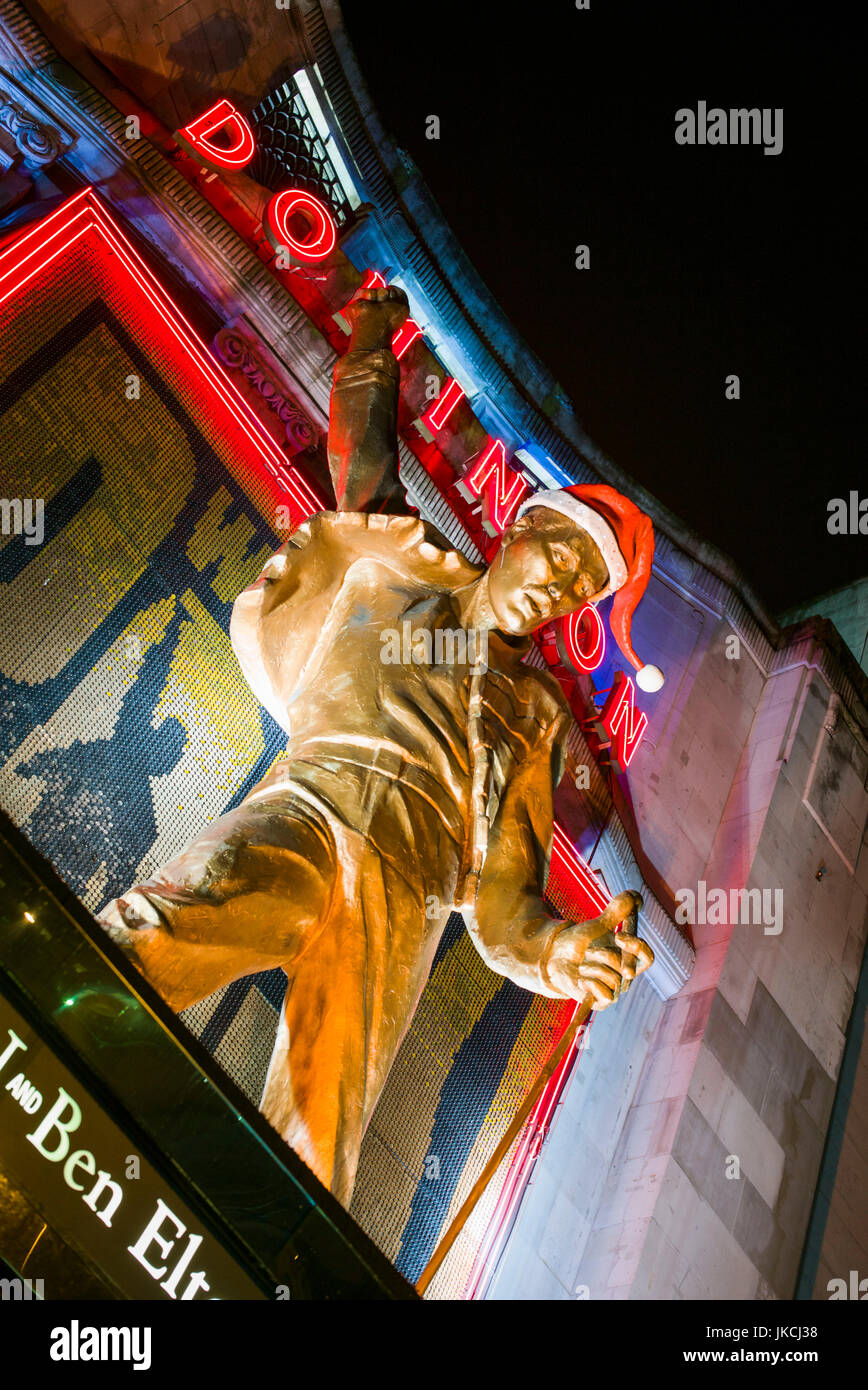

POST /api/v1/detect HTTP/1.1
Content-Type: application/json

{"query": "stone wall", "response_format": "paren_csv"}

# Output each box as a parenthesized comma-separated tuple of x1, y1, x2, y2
(488, 973, 664, 1299)
(809, 932, 868, 1299)
(781, 578, 868, 677)
(493, 569, 868, 1300)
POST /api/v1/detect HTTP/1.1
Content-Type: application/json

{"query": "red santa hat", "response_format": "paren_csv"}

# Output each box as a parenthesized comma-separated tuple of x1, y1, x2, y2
(515, 483, 664, 692)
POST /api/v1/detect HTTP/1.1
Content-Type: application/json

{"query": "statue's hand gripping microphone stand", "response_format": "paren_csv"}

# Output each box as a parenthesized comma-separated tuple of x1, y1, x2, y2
(415, 896, 644, 1297)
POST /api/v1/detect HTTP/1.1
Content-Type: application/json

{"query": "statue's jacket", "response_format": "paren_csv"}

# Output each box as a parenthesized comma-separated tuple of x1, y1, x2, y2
(224, 509, 575, 1198)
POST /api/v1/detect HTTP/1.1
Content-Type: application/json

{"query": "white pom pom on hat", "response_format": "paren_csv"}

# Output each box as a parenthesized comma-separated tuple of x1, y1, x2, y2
(636, 664, 665, 693)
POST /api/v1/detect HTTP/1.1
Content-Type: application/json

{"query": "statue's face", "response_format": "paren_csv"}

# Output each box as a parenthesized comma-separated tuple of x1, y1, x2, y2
(487, 508, 610, 635)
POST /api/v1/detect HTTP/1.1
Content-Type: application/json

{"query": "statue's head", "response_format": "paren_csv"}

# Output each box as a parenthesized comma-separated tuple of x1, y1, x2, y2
(488, 507, 610, 635)
(488, 484, 665, 692)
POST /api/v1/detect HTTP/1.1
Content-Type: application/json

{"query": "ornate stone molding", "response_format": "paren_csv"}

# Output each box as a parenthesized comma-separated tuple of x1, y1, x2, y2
(0, 66, 71, 166)
(212, 318, 321, 456)
(0, 0, 333, 429)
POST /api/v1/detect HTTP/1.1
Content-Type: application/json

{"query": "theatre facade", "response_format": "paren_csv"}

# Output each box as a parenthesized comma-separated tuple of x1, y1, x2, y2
(0, 0, 866, 1301)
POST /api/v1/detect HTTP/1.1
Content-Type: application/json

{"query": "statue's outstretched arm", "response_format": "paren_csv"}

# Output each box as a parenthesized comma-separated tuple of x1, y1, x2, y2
(327, 286, 414, 514)
(469, 714, 654, 1009)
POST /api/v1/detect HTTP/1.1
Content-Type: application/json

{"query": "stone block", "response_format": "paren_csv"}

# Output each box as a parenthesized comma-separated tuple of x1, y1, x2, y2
(637, 1043, 679, 1106)
(537, 1186, 589, 1291)
(767, 775, 803, 837)
(689, 1044, 735, 1132)
(748, 732, 786, 776)
(681, 987, 716, 1039)
(704, 991, 772, 1115)
(653, 1188, 761, 1300)
(773, 1108, 824, 1247)
(593, 1154, 667, 1231)
(770, 1227, 809, 1299)
(492, 1237, 572, 1300)
(672, 1098, 743, 1231)
(652, 1158, 704, 1253)
(667, 1038, 703, 1098)
(732, 1180, 780, 1288)
(718, 937, 759, 1023)
(576, 1221, 627, 1293)
(630, 1218, 688, 1299)
(753, 692, 789, 749)
(716, 1086, 785, 1209)
(677, 1263, 712, 1299)
(800, 1012, 846, 1089)
(763, 665, 806, 711)
(679, 791, 719, 862)
(746, 982, 826, 1097)
(607, 1217, 654, 1289)
(758, 1065, 791, 1148)
(654, 992, 695, 1048)
(651, 1094, 688, 1158)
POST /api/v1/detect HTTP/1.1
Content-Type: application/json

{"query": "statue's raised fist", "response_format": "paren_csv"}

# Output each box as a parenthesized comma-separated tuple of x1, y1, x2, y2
(345, 284, 410, 346)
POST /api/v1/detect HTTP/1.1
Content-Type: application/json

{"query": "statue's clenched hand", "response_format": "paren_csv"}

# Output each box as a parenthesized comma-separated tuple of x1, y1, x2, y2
(344, 284, 409, 350)
(544, 890, 654, 1009)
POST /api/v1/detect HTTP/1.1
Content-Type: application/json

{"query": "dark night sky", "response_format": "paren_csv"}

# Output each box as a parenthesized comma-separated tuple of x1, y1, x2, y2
(342, 1, 863, 615)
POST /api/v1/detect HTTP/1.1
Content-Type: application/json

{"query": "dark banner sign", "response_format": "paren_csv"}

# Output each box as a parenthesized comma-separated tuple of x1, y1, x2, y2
(0, 996, 265, 1300)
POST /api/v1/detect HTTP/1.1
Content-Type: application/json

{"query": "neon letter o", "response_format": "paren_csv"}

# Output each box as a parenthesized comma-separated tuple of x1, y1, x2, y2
(562, 603, 606, 673)
(264, 189, 337, 263)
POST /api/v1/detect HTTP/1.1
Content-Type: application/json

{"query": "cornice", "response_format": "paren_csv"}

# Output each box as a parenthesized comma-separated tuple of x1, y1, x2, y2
(0, 0, 334, 429)
(298, 0, 789, 648)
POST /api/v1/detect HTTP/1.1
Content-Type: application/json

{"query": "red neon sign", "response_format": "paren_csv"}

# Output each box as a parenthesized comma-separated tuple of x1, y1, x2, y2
(358, 268, 387, 291)
(560, 603, 606, 674)
(551, 823, 609, 911)
(461, 823, 607, 1298)
(599, 671, 648, 772)
(392, 316, 424, 360)
(0, 187, 322, 523)
(263, 189, 337, 264)
(459, 438, 530, 536)
(418, 376, 466, 436)
(174, 100, 256, 171)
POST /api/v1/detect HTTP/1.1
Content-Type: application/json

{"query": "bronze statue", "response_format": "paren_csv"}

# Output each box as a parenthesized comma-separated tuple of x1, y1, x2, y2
(100, 288, 656, 1207)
